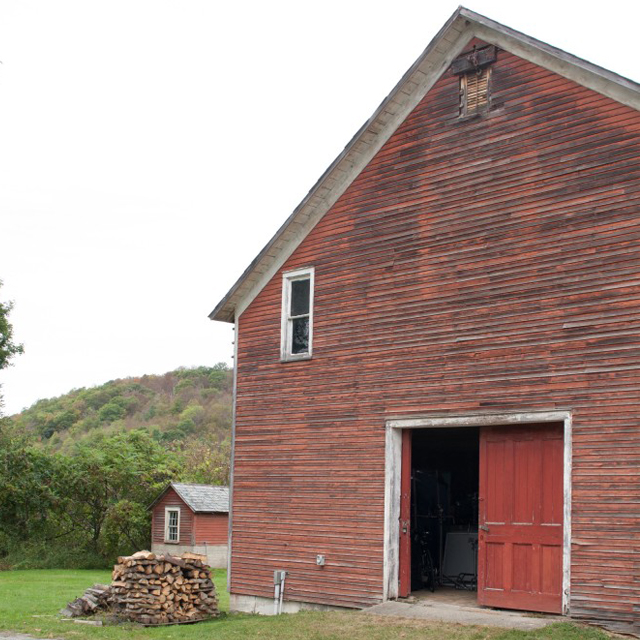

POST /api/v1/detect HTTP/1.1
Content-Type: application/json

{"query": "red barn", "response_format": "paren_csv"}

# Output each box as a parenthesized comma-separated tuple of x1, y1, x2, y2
(210, 7, 640, 635)
(149, 483, 229, 568)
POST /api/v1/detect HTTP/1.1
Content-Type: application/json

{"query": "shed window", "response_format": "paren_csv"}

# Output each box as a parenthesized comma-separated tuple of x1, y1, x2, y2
(281, 267, 314, 361)
(165, 507, 180, 543)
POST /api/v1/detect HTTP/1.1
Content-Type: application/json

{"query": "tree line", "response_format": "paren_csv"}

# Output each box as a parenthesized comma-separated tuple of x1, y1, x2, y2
(0, 280, 233, 569)
(0, 370, 233, 569)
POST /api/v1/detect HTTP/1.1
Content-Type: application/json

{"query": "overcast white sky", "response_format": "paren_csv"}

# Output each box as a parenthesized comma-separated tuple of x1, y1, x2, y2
(1, 0, 639, 415)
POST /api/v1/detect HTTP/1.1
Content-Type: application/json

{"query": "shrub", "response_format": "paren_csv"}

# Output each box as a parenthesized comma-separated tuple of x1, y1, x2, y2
(2, 539, 109, 570)
(98, 402, 126, 423)
(176, 417, 196, 436)
(180, 405, 205, 426)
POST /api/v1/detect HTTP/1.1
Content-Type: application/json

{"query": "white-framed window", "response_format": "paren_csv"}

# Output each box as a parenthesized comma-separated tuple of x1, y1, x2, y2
(164, 507, 180, 543)
(281, 267, 314, 361)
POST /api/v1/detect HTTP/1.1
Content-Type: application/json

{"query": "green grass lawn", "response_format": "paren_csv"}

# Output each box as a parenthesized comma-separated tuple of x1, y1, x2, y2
(0, 570, 614, 640)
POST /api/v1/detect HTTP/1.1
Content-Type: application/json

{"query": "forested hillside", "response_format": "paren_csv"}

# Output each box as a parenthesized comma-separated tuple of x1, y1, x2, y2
(0, 365, 233, 570)
(11, 364, 232, 451)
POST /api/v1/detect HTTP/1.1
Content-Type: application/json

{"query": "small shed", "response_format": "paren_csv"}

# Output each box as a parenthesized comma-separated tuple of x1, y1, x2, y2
(149, 482, 229, 568)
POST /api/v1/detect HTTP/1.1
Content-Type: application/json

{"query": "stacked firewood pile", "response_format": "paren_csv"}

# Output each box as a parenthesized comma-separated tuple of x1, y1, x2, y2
(61, 550, 219, 626)
(61, 584, 112, 618)
(110, 550, 220, 625)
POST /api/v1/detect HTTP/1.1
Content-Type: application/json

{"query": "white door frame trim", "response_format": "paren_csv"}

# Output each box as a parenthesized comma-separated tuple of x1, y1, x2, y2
(383, 410, 572, 615)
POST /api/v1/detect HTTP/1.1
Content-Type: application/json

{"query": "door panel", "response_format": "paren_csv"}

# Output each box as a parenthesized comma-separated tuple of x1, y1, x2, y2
(478, 423, 564, 614)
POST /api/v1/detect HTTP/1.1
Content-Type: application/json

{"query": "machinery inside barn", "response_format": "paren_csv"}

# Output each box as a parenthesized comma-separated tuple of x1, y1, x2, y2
(410, 428, 479, 594)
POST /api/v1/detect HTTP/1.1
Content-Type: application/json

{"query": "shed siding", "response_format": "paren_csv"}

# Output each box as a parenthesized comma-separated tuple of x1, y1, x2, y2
(233, 44, 640, 631)
(151, 488, 194, 545)
(194, 513, 229, 545)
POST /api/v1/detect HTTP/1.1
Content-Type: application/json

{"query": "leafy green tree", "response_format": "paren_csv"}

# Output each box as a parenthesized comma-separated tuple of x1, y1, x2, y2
(0, 281, 23, 372)
(102, 499, 150, 557)
(57, 430, 177, 552)
(0, 424, 62, 547)
(98, 401, 126, 423)
(113, 395, 139, 415)
(178, 436, 231, 486)
(80, 386, 119, 411)
(208, 362, 231, 390)
(41, 408, 80, 439)
(0, 280, 24, 414)
(143, 404, 157, 421)
(175, 417, 196, 435)
(170, 397, 185, 415)
(180, 404, 205, 426)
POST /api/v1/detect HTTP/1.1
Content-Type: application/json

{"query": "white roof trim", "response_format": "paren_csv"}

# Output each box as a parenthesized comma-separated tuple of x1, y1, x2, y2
(210, 6, 640, 324)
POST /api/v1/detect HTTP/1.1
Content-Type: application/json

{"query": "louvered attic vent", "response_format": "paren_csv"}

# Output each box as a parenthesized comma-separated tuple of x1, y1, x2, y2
(461, 67, 490, 116)
(452, 45, 497, 117)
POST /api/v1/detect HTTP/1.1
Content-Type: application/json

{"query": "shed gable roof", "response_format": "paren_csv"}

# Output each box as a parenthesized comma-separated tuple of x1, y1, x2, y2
(210, 6, 640, 324)
(150, 483, 229, 513)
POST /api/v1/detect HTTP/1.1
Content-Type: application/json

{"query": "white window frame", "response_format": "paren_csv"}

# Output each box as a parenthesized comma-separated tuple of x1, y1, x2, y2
(280, 267, 314, 362)
(164, 507, 180, 543)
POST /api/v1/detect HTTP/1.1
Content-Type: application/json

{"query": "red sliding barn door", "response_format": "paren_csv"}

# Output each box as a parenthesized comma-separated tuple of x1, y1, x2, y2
(478, 424, 564, 614)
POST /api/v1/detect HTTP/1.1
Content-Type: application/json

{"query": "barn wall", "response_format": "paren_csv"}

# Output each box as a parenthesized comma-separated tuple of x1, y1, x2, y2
(151, 488, 194, 545)
(232, 42, 640, 631)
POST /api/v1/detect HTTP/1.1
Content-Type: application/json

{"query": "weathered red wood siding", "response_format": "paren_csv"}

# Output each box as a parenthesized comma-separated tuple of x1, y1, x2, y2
(233, 41, 640, 630)
(151, 488, 194, 545)
(194, 513, 229, 545)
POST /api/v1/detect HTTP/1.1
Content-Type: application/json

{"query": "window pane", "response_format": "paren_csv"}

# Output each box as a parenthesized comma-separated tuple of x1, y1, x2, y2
(290, 279, 310, 316)
(291, 317, 309, 354)
(168, 511, 179, 541)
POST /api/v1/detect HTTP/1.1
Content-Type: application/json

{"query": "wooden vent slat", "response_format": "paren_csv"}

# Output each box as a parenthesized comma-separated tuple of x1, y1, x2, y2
(461, 67, 490, 116)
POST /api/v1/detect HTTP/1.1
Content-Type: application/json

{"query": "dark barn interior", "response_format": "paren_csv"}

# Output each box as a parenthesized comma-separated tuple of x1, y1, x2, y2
(410, 428, 479, 594)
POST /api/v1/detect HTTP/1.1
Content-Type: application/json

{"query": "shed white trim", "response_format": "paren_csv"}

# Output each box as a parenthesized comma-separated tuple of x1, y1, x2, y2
(164, 506, 181, 544)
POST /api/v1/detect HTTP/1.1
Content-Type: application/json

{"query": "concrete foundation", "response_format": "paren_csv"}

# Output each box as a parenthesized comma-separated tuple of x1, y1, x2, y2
(151, 543, 227, 569)
(365, 599, 562, 630)
(230, 594, 346, 615)
(229, 590, 564, 632)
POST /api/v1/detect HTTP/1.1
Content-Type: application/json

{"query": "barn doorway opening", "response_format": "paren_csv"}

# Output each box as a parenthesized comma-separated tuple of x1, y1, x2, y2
(410, 427, 479, 595)
(389, 411, 570, 613)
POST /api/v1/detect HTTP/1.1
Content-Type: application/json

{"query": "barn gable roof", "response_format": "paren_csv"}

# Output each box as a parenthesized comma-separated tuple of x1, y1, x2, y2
(209, 6, 640, 324)
(149, 483, 229, 513)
